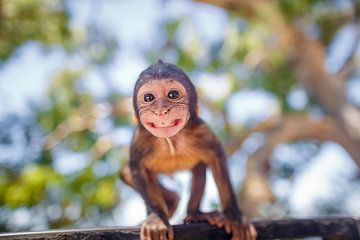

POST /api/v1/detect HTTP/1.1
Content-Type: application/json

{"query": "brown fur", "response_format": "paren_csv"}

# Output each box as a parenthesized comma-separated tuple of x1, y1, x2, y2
(138, 119, 217, 174)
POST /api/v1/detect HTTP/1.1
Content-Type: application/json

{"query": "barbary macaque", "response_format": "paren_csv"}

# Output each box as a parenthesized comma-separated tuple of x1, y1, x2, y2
(120, 60, 257, 240)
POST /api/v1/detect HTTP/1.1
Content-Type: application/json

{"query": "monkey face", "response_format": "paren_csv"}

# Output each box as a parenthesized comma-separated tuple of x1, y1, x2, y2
(137, 79, 190, 138)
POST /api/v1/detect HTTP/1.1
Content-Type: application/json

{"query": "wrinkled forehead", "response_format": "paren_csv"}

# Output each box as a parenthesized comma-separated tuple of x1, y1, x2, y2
(137, 79, 187, 97)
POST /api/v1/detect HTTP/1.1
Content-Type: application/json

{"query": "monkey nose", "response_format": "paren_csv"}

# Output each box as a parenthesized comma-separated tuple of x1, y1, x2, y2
(154, 108, 169, 116)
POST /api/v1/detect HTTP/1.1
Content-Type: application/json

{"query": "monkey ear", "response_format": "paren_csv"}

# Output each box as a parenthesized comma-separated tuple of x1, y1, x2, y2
(132, 115, 139, 125)
(195, 103, 200, 115)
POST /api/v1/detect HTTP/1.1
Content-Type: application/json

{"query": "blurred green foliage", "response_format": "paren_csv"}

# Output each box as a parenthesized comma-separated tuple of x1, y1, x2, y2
(0, 0, 71, 60)
(0, 0, 123, 231)
(251, 65, 295, 110)
(4, 165, 62, 208)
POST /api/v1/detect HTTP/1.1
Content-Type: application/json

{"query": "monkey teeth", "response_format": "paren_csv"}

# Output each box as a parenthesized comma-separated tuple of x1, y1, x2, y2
(148, 119, 181, 128)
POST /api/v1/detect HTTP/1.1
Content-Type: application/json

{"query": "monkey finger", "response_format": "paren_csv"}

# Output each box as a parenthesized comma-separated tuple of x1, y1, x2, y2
(210, 210, 221, 218)
(244, 227, 249, 240)
(243, 225, 249, 240)
(213, 214, 225, 228)
(160, 230, 166, 240)
(146, 227, 152, 240)
(224, 222, 232, 233)
(207, 217, 216, 225)
(224, 222, 231, 234)
(140, 225, 147, 240)
(184, 215, 197, 224)
(216, 222, 224, 228)
(151, 228, 160, 240)
(230, 227, 241, 240)
(249, 224, 257, 240)
(248, 227, 253, 240)
(247, 225, 254, 240)
(215, 218, 224, 228)
(183, 216, 192, 224)
(242, 227, 247, 239)
(167, 226, 174, 240)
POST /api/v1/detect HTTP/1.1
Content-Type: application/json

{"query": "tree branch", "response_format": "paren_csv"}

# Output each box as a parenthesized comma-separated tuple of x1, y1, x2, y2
(336, 23, 360, 80)
(197, 0, 360, 150)
(241, 114, 360, 216)
(195, 0, 259, 18)
(1, 217, 359, 240)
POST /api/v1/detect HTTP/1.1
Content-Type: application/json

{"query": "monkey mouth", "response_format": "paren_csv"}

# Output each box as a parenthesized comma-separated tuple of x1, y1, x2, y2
(147, 119, 182, 128)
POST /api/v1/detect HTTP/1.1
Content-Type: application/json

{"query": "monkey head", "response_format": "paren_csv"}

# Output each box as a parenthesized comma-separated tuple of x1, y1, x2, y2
(133, 60, 198, 138)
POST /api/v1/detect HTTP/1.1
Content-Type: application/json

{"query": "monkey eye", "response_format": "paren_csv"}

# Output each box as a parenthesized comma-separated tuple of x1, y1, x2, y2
(144, 93, 155, 102)
(167, 90, 180, 100)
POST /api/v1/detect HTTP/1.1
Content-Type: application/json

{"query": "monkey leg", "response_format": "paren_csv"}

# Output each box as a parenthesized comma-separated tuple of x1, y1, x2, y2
(119, 162, 179, 217)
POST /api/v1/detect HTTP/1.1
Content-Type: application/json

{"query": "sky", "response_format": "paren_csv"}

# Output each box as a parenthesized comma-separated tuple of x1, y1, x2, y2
(0, 0, 359, 227)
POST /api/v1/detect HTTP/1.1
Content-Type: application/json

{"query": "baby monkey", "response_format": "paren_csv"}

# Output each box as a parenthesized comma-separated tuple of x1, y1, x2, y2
(120, 60, 257, 240)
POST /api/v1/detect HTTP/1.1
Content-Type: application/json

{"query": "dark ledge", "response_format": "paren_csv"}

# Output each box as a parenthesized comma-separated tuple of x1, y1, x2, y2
(0, 217, 359, 240)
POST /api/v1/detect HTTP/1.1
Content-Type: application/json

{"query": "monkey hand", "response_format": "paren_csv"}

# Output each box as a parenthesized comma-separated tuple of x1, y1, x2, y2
(141, 212, 174, 240)
(184, 211, 256, 240)
(222, 212, 257, 240)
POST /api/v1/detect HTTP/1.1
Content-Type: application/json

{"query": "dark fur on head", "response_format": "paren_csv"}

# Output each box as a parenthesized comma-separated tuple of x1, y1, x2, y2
(133, 60, 198, 119)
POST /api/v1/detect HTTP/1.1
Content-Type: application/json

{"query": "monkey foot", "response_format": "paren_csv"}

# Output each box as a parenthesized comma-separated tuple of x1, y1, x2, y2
(184, 211, 257, 240)
(184, 210, 223, 224)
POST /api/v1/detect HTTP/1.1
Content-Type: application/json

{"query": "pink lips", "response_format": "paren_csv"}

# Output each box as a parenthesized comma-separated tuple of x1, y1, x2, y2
(147, 119, 181, 128)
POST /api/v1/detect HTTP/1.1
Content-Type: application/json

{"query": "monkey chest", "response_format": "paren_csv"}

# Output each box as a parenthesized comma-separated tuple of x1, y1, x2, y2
(143, 138, 209, 174)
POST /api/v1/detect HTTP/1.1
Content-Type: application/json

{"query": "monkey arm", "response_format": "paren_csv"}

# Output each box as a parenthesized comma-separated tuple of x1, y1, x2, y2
(129, 160, 169, 217)
(184, 163, 210, 225)
(208, 147, 257, 240)
(186, 163, 207, 215)
(128, 129, 169, 216)
(210, 148, 242, 217)
(129, 160, 174, 240)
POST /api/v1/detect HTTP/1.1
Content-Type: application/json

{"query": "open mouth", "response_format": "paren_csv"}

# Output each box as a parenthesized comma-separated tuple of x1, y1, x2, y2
(147, 119, 182, 128)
